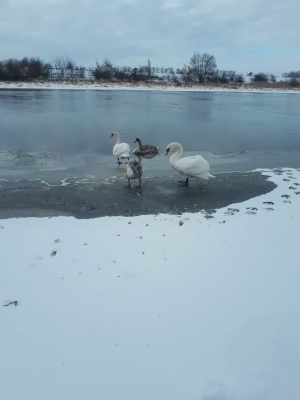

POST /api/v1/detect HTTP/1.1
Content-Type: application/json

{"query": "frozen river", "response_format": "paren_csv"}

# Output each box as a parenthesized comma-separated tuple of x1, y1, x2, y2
(1, 89, 300, 154)
(0, 89, 300, 218)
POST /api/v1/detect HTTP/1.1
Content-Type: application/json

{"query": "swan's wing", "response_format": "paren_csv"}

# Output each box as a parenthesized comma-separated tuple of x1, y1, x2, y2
(173, 155, 210, 177)
(134, 145, 158, 155)
(113, 143, 130, 157)
(131, 160, 143, 176)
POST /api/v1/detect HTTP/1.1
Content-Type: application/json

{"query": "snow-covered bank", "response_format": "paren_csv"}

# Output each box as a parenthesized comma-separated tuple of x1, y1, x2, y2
(1, 80, 300, 93)
(1, 168, 300, 400)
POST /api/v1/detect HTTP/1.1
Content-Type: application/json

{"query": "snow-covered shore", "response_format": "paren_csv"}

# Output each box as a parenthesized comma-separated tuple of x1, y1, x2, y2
(1, 168, 300, 400)
(1, 80, 300, 94)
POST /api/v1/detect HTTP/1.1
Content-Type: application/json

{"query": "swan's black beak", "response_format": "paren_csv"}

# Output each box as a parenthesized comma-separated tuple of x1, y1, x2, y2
(134, 139, 137, 143)
(165, 148, 170, 156)
(110, 133, 114, 138)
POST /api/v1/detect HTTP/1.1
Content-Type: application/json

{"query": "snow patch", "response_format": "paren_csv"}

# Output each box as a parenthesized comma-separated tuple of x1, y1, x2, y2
(1, 168, 300, 400)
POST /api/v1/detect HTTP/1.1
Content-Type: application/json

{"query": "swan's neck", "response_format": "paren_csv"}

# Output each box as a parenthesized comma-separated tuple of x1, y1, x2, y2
(114, 132, 121, 144)
(136, 138, 142, 149)
(170, 143, 183, 163)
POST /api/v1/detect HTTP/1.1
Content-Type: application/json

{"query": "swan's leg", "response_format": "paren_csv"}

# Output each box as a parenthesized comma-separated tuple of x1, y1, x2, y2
(122, 179, 131, 188)
(178, 180, 186, 186)
(123, 179, 131, 188)
(117, 157, 122, 166)
(178, 178, 189, 187)
(132, 177, 142, 188)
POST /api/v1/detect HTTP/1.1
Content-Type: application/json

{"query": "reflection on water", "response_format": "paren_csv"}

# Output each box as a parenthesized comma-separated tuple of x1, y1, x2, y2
(0, 89, 300, 154)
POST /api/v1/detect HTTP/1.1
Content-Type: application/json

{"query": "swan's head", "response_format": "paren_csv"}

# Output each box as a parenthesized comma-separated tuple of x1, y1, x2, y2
(110, 132, 116, 138)
(134, 138, 140, 144)
(165, 142, 182, 156)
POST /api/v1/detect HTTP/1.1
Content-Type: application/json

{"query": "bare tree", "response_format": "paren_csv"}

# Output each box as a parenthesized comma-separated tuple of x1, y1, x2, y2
(53, 55, 76, 79)
(282, 71, 300, 86)
(186, 52, 217, 83)
(181, 65, 193, 83)
(92, 58, 115, 80)
(145, 59, 155, 80)
(145, 59, 151, 80)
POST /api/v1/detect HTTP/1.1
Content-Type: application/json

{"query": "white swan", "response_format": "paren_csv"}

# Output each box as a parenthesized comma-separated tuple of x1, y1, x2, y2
(124, 160, 143, 188)
(110, 131, 130, 165)
(165, 142, 215, 186)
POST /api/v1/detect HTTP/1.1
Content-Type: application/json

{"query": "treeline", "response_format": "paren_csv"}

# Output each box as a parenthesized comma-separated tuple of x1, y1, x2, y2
(282, 71, 300, 86)
(0, 53, 299, 86)
(0, 56, 85, 81)
(0, 57, 51, 80)
(246, 71, 300, 86)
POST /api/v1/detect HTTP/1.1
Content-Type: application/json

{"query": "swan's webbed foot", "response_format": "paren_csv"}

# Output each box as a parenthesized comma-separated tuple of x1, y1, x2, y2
(178, 178, 189, 187)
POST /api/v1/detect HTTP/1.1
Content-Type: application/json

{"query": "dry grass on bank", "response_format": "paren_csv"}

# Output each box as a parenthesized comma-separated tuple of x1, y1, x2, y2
(1, 79, 300, 91)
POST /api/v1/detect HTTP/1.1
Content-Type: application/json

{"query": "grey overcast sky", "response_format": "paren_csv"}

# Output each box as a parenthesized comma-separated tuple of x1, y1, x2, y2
(1, 0, 299, 75)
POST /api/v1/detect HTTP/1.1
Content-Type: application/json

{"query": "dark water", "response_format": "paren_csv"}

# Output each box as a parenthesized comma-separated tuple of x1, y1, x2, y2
(0, 89, 300, 154)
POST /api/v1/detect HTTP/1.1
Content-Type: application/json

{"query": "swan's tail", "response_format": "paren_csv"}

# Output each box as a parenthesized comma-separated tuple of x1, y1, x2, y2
(208, 172, 215, 178)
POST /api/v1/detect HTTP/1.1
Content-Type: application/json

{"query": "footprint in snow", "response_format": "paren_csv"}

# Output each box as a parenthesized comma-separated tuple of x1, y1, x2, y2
(283, 179, 290, 182)
(283, 200, 291, 204)
(263, 207, 274, 211)
(245, 207, 258, 215)
(224, 211, 234, 216)
(263, 201, 274, 205)
(295, 192, 300, 195)
(294, 183, 300, 186)
(289, 187, 296, 190)
(224, 208, 239, 216)
(281, 195, 290, 198)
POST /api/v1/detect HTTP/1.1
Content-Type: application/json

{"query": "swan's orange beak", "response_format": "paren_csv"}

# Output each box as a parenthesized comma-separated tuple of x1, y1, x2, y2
(165, 148, 170, 156)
